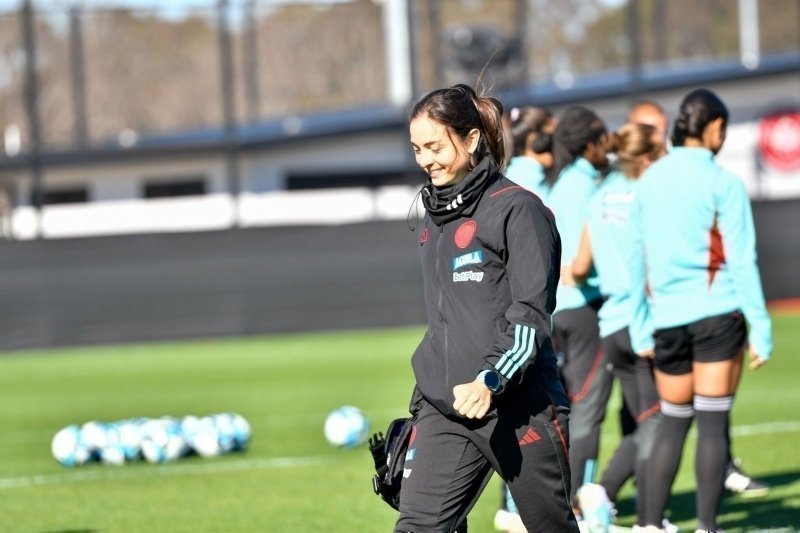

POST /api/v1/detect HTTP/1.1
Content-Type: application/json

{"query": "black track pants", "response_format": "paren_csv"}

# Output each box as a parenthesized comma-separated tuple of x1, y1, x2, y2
(553, 302, 612, 503)
(395, 399, 579, 533)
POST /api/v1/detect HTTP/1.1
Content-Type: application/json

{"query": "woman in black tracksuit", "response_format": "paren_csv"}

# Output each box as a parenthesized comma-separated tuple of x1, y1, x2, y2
(395, 83, 578, 533)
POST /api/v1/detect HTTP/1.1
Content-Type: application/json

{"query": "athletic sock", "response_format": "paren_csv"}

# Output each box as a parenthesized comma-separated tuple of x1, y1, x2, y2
(642, 401, 693, 526)
(600, 434, 636, 501)
(633, 412, 661, 524)
(694, 395, 733, 531)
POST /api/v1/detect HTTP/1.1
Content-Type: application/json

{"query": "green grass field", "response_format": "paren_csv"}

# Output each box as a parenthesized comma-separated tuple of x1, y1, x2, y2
(1, 314, 799, 532)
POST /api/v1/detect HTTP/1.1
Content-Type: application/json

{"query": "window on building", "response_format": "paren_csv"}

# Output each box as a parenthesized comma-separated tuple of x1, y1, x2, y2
(41, 187, 89, 205)
(143, 177, 206, 198)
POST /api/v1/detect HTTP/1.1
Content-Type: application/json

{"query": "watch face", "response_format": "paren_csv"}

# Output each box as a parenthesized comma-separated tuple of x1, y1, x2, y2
(484, 370, 501, 392)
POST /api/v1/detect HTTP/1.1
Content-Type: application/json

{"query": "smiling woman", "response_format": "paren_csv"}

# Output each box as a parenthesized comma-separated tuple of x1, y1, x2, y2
(389, 83, 578, 532)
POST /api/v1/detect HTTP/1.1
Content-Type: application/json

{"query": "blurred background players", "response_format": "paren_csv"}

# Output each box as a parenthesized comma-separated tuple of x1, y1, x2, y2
(504, 105, 556, 196)
(564, 121, 666, 531)
(494, 104, 558, 533)
(629, 88, 773, 533)
(629, 98, 770, 501)
(495, 104, 613, 531)
(545, 106, 615, 521)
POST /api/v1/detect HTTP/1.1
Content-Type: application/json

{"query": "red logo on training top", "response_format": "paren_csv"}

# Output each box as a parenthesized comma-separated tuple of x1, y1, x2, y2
(419, 227, 429, 245)
(454, 221, 477, 249)
(409, 425, 417, 446)
(518, 428, 541, 446)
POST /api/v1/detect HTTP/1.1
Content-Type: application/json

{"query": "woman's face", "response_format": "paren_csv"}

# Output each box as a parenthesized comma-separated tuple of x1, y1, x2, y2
(704, 117, 727, 154)
(583, 132, 610, 170)
(410, 113, 479, 188)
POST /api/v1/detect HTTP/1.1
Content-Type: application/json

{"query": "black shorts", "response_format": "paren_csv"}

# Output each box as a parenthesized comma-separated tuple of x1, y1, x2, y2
(653, 311, 747, 375)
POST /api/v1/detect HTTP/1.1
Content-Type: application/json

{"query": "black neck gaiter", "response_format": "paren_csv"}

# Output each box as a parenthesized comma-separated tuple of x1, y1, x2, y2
(421, 157, 499, 226)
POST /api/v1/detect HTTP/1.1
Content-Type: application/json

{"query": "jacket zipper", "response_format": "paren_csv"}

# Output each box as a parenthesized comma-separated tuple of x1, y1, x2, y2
(435, 223, 449, 395)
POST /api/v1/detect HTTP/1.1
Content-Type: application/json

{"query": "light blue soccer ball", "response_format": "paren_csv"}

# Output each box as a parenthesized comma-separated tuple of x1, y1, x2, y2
(99, 423, 126, 466)
(51, 424, 92, 467)
(79, 420, 109, 463)
(116, 418, 145, 461)
(212, 413, 237, 454)
(323, 406, 370, 448)
(229, 412, 252, 451)
(141, 417, 189, 463)
(189, 416, 222, 458)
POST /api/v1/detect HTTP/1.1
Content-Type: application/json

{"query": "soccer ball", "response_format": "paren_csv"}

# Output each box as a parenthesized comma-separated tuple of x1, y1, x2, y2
(99, 423, 126, 466)
(212, 413, 237, 454)
(141, 417, 188, 463)
(229, 412, 252, 451)
(323, 406, 370, 448)
(51, 425, 92, 467)
(188, 415, 223, 458)
(116, 418, 145, 461)
(79, 420, 108, 461)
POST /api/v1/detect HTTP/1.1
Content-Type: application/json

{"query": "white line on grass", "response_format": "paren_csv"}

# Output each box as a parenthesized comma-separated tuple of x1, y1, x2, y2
(731, 420, 800, 437)
(0, 455, 332, 490)
(3, 420, 799, 491)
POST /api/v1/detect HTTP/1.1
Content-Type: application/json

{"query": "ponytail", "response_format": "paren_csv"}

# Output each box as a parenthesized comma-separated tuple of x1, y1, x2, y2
(671, 88, 728, 147)
(607, 122, 663, 178)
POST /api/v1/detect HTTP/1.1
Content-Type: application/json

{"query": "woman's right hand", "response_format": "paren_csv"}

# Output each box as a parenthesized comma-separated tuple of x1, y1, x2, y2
(637, 348, 655, 359)
(748, 346, 767, 370)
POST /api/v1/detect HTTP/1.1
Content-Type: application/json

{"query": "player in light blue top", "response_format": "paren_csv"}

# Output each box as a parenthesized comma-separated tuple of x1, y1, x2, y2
(504, 105, 555, 199)
(629, 89, 773, 533)
(494, 104, 557, 531)
(565, 122, 666, 529)
(542, 106, 613, 516)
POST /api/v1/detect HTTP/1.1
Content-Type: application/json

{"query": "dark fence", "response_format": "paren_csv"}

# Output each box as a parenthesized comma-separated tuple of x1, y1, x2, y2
(0, 198, 797, 352)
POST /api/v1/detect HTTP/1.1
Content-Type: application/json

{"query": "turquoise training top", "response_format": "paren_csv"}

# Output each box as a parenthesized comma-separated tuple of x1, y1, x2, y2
(505, 156, 548, 199)
(628, 147, 773, 358)
(547, 157, 602, 314)
(586, 169, 652, 347)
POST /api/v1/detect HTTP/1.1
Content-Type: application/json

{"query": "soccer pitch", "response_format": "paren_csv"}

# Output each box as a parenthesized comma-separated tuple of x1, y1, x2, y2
(0, 315, 798, 532)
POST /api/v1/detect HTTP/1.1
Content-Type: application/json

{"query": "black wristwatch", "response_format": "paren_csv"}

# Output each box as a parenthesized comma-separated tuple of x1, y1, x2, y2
(479, 369, 503, 395)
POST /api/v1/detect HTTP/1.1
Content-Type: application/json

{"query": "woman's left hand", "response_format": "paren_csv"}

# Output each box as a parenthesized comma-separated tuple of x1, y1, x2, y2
(453, 380, 492, 419)
(560, 264, 577, 287)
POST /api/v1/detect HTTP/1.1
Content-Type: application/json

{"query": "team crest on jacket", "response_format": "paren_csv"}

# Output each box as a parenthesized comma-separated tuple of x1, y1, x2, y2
(454, 220, 477, 249)
(419, 227, 429, 245)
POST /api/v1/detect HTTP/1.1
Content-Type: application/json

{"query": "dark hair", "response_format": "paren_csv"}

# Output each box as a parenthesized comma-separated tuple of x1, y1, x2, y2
(671, 88, 728, 147)
(410, 83, 506, 168)
(607, 122, 663, 178)
(548, 106, 606, 185)
(508, 106, 554, 157)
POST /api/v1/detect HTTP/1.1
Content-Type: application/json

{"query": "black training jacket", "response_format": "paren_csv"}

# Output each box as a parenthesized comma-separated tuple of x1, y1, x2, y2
(410, 157, 563, 420)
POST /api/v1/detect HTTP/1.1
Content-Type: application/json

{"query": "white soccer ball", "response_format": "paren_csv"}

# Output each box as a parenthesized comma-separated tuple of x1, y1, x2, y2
(212, 413, 237, 454)
(141, 417, 189, 463)
(80, 420, 108, 461)
(116, 418, 144, 461)
(140, 418, 167, 463)
(51, 425, 92, 467)
(190, 416, 222, 458)
(99, 424, 126, 466)
(229, 412, 252, 451)
(323, 406, 370, 448)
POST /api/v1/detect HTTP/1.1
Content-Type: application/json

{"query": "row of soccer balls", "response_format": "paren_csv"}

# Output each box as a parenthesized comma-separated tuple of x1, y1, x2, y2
(51, 413, 252, 467)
